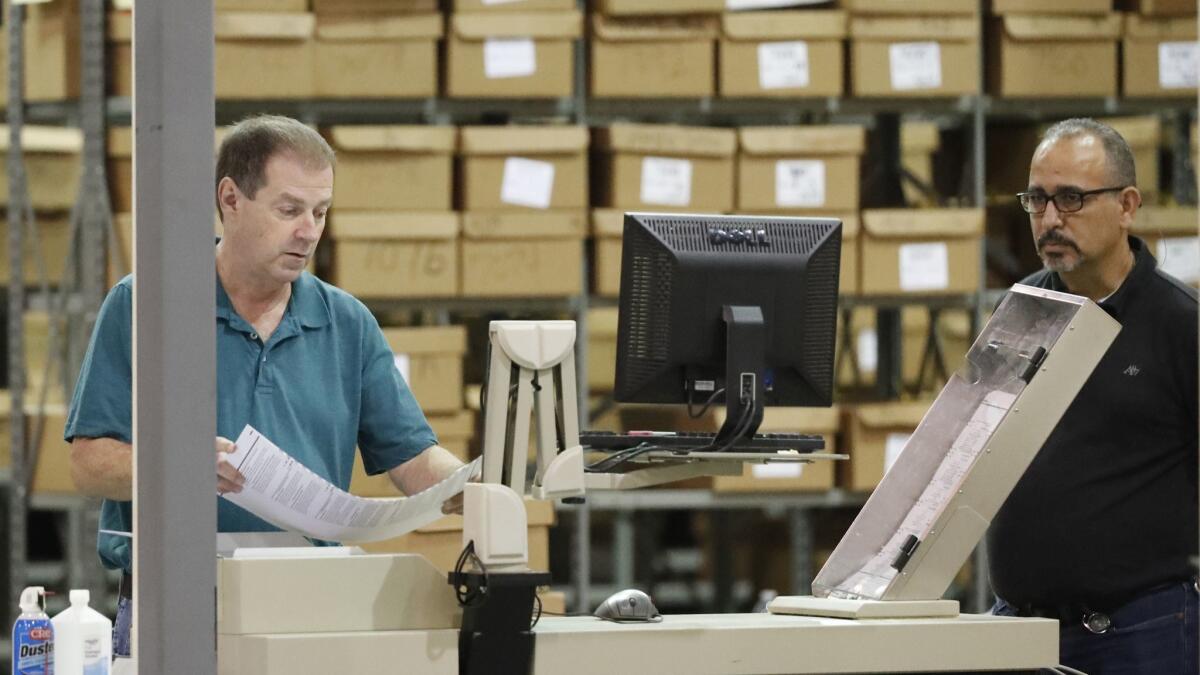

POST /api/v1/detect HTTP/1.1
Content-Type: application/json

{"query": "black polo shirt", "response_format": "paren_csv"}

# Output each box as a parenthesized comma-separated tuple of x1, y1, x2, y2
(987, 235, 1198, 609)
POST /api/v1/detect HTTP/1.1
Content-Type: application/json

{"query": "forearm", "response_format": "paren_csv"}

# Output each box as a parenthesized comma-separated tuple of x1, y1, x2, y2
(70, 437, 133, 501)
(387, 445, 464, 496)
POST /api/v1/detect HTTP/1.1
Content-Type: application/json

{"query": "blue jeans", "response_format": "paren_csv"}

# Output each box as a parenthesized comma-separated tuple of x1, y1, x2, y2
(993, 581, 1199, 675)
(113, 594, 132, 658)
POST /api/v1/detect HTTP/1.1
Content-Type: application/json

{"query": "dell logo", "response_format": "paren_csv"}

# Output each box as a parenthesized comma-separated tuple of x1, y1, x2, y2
(708, 227, 769, 247)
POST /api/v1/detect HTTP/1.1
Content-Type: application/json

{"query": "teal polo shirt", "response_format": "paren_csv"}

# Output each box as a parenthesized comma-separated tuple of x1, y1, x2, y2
(64, 272, 438, 572)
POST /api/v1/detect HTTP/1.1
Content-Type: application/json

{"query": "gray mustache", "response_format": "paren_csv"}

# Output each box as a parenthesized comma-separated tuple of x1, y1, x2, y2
(1037, 230, 1079, 252)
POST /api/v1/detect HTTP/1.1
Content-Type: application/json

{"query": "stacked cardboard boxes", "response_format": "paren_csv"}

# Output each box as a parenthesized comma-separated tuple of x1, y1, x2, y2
(901, 121, 942, 207)
(458, 125, 589, 297)
(837, 306, 973, 395)
(326, 125, 460, 299)
(350, 325, 473, 497)
(586, 306, 620, 393)
(0, 126, 79, 287)
(846, 0, 980, 98)
(0, 397, 76, 496)
(446, 2, 582, 98)
(719, 10, 847, 98)
(988, 1, 1122, 98)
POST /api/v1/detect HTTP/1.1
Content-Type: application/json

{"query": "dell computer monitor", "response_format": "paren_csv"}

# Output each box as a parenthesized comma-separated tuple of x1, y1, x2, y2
(614, 212, 842, 446)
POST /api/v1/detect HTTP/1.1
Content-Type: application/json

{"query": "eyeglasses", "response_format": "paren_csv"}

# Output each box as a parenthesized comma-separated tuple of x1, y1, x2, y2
(1016, 186, 1127, 215)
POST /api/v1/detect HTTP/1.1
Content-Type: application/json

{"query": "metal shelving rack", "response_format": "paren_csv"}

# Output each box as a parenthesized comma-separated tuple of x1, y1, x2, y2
(1, 0, 1195, 640)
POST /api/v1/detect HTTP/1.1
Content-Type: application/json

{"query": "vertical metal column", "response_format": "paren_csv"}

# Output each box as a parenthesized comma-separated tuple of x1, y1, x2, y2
(6, 0, 29, 625)
(68, 0, 113, 605)
(132, 0, 216, 672)
(787, 508, 814, 596)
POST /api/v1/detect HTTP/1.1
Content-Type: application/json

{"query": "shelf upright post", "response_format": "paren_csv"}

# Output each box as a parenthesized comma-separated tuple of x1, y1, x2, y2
(5, 0, 29, 628)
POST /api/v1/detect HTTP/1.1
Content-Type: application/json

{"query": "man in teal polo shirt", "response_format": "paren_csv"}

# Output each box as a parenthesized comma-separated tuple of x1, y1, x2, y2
(64, 115, 465, 657)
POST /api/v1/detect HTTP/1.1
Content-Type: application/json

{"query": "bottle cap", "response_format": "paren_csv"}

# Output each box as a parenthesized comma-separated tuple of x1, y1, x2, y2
(18, 586, 45, 613)
(70, 589, 90, 606)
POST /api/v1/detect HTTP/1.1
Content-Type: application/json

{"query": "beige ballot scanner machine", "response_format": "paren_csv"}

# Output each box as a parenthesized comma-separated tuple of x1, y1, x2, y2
(772, 283, 1120, 620)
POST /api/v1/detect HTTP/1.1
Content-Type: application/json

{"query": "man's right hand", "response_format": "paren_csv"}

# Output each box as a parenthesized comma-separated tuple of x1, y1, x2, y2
(216, 436, 246, 496)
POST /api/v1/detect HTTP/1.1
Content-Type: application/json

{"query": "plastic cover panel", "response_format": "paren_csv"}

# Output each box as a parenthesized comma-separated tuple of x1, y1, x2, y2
(812, 288, 1087, 601)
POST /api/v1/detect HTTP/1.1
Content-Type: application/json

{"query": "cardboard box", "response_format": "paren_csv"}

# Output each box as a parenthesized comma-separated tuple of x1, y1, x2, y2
(901, 122, 941, 207)
(839, 213, 861, 296)
(737, 125, 866, 213)
(841, 0, 979, 14)
(445, 11, 582, 98)
(22, 311, 67, 406)
(460, 211, 586, 297)
(1133, 205, 1200, 285)
(850, 15, 980, 97)
(0, 399, 75, 495)
(25, 0, 82, 101)
(591, 208, 624, 297)
(590, 14, 719, 98)
(719, 10, 847, 98)
(458, 126, 589, 211)
(218, 0, 307, 10)
(0, 212, 71, 286)
(1123, 0, 1198, 15)
(991, 0, 1112, 13)
(988, 14, 1121, 98)
(586, 306, 620, 392)
(314, 13, 442, 99)
(215, 12, 316, 99)
(840, 400, 932, 492)
(328, 212, 459, 299)
(109, 10, 131, 97)
(593, 124, 737, 211)
(350, 410, 477, 496)
(327, 126, 456, 211)
(1103, 116, 1163, 202)
(312, 0, 438, 13)
(859, 208, 984, 295)
(0, 126, 82, 211)
(455, 0, 575, 10)
(596, 0, 725, 13)
(1122, 14, 1199, 98)
(361, 499, 556, 573)
(108, 213, 133, 288)
(382, 325, 468, 414)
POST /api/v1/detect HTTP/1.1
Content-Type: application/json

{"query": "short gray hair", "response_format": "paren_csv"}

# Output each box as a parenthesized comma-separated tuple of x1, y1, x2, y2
(216, 115, 336, 219)
(1040, 118, 1137, 188)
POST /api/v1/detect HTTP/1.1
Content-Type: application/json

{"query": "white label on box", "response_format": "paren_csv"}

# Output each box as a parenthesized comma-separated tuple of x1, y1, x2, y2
(392, 353, 411, 385)
(888, 42, 942, 91)
(758, 41, 811, 90)
(898, 242, 950, 292)
(856, 328, 878, 374)
(774, 159, 825, 207)
(883, 432, 911, 474)
(1157, 237, 1200, 284)
(484, 38, 537, 79)
(640, 157, 693, 207)
(500, 157, 555, 209)
(751, 462, 805, 479)
(1158, 41, 1200, 89)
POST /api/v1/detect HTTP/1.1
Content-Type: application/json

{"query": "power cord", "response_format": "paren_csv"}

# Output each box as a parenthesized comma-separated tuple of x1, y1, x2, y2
(686, 386, 726, 418)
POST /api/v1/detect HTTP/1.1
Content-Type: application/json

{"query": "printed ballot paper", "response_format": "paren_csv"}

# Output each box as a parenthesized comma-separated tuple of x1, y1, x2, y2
(222, 425, 481, 543)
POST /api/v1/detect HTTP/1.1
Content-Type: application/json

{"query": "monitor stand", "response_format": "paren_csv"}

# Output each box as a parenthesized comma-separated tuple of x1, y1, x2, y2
(713, 305, 766, 448)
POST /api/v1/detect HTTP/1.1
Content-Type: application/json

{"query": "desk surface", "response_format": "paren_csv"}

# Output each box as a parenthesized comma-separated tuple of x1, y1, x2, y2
(219, 612, 1058, 675)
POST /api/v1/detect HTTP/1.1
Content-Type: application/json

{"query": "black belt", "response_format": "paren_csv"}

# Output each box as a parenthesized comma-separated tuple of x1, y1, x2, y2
(119, 572, 133, 600)
(1015, 579, 1194, 635)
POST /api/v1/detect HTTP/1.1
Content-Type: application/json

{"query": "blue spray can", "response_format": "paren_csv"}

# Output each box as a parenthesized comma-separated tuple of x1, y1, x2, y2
(12, 586, 53, 675)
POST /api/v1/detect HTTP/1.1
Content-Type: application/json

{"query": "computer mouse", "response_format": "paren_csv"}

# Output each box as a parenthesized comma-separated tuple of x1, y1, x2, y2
(593, 588, 663, 623)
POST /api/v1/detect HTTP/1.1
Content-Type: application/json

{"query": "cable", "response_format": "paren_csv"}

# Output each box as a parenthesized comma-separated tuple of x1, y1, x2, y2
(530, 592, 543, 629)
(585, 442, 663, 473)
(686, 386, 726, 419)
(453, 540, 490, 608)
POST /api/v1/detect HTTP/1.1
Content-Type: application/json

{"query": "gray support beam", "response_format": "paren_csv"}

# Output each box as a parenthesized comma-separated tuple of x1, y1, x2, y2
(132, 1, 216, 672)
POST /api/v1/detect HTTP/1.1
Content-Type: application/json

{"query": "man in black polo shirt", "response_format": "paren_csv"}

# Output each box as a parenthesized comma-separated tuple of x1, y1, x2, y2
(987, 118, 1198, 674)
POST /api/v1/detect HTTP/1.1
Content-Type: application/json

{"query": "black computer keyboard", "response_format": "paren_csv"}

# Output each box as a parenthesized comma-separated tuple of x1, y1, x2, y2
(580, 430, 824, 453)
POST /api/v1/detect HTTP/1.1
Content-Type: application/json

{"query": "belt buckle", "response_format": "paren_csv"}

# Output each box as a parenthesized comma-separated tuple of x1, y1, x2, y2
(1082, 610, 1112, 634)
